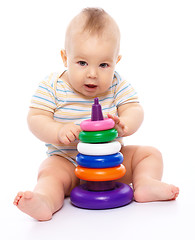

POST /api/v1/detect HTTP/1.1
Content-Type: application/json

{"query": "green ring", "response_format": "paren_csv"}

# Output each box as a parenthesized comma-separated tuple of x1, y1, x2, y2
(79, 129, 118, 143)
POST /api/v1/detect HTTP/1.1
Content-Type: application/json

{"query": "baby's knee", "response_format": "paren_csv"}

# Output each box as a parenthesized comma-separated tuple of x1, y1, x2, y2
(133, 146, 163, 167)
(143, 146, 162, 159)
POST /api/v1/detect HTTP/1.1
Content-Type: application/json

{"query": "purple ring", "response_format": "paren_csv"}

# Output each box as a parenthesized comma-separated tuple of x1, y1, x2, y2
(70, 182, 133, 209)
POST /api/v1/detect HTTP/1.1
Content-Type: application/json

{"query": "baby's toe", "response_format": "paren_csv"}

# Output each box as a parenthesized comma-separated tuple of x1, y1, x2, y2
(13, 192, 24, 205)
(170, 185, 179, 200)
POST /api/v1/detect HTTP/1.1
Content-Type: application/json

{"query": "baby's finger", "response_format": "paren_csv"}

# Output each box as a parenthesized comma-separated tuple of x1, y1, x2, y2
(60, 135, 71, 145)
(113, 116, 120, 124)
(107, 114, 119, 123)
(66, 131, 76, 143)
(118, 119, 125, 128)
(107, 113, 114, 120)
(74, 125, 82, 139)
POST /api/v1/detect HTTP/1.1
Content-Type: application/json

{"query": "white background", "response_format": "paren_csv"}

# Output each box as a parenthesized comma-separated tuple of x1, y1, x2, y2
(1, 0, 195, 239)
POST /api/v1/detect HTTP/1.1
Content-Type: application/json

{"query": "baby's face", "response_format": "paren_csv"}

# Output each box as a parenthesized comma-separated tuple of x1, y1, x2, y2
(62, 32, 120, 97)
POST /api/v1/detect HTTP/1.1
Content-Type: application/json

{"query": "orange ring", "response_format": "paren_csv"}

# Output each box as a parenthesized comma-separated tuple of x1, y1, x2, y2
(75, 164, 126, 181)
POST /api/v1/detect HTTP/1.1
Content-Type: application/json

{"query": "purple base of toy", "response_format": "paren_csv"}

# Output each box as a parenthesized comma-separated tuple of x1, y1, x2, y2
(70, 182, 133, 210)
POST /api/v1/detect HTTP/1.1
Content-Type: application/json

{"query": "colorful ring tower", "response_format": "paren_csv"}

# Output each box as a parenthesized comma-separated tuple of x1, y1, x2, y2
(70, 98, 133, 209)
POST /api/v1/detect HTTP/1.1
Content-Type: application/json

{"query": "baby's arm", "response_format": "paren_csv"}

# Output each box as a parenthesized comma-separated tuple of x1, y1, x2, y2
(108, 103, 144, 137)
(27, 108, 81, 145)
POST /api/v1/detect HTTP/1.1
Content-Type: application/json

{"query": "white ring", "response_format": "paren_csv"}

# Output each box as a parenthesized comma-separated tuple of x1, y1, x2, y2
(77, 141, 121, 156)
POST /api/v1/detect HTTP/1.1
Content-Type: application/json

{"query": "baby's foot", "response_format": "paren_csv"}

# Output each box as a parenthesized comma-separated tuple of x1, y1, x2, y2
(134, 178, 179, 203)
(13, 191, 53, 221)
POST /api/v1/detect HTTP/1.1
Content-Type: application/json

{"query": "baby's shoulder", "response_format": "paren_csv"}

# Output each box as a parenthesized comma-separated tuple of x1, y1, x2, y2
(41, 72, 62, 88)
(113, 71, 130, 88)
(41, 72, 72, 92)
(113, 71, 128, 84)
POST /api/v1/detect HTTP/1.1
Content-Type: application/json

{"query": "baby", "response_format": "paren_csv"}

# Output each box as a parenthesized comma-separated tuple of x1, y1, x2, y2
(13, 8, 179, 221)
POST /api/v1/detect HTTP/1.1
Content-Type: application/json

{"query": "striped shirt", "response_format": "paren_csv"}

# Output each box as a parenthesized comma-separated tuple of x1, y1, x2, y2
(30, 71, 139, 160)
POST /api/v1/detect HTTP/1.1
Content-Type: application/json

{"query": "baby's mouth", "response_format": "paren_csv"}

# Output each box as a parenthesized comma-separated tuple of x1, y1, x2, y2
(84, 84, 97, 89)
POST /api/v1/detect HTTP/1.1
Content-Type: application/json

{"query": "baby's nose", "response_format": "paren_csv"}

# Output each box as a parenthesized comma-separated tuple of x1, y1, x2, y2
(87, 67, 97, 79)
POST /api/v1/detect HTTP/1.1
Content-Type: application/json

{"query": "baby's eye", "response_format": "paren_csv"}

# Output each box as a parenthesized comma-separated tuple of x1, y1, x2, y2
(78, 61, 88, 66)
(99, 63, 109, 68)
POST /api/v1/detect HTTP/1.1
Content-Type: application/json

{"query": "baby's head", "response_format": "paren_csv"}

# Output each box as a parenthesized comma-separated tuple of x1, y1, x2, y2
(61, 8, 121, 97)
(65, 8, 120, 55)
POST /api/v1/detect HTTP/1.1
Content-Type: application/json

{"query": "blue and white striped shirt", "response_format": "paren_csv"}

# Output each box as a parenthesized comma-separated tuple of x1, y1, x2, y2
(30, 71, 138, 160)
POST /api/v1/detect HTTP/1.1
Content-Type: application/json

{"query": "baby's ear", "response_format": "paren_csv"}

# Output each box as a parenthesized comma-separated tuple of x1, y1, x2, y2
(61, 49, 68, 67)
(116, 55, 122, 64)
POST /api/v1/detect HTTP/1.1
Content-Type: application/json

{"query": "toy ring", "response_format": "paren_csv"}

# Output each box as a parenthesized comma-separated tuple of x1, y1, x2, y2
(70, 182, 134, 209)
(75, 164, 126, 181)
(80, 118, 115, 131)
(79, 129, 118, 143)
(85, 181, 116, 191)
(76, 152, 123, 168)
(77, 141, 121, 156)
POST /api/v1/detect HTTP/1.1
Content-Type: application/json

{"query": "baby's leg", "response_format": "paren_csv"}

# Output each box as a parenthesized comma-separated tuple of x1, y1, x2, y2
(13, 155, 79, 221)
(120, 145, 179, 202)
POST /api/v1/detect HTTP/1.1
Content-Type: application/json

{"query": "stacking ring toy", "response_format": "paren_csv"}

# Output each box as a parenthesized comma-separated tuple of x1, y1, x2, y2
(86, 181, 116, 191)
(81, 118, 115, 131)
(77, 141, 121, 156)
(76, 152, 123, 168)
(79, 129, 118, 143)
(70, 182, 134, 209)
(75, 164, 126, 181)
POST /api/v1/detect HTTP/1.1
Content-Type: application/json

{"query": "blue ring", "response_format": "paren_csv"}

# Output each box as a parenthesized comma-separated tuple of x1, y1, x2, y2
(70, 182, 133, 210)
(76, 152, 123, 168)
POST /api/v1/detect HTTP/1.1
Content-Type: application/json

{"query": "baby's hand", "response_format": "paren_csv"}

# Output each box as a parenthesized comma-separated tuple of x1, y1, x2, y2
(58, 123, 81, 145)
(107, 114, 128, 137)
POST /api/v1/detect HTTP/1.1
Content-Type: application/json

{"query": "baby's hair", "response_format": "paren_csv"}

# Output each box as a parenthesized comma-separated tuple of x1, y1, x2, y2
(65, 8, 120, 52)
(81, 8, 108, 35)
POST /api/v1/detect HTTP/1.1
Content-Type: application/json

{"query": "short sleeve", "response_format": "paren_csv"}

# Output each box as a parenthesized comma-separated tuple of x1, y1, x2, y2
(30, 75, 57, 113)
(114, 72, 139, 107)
